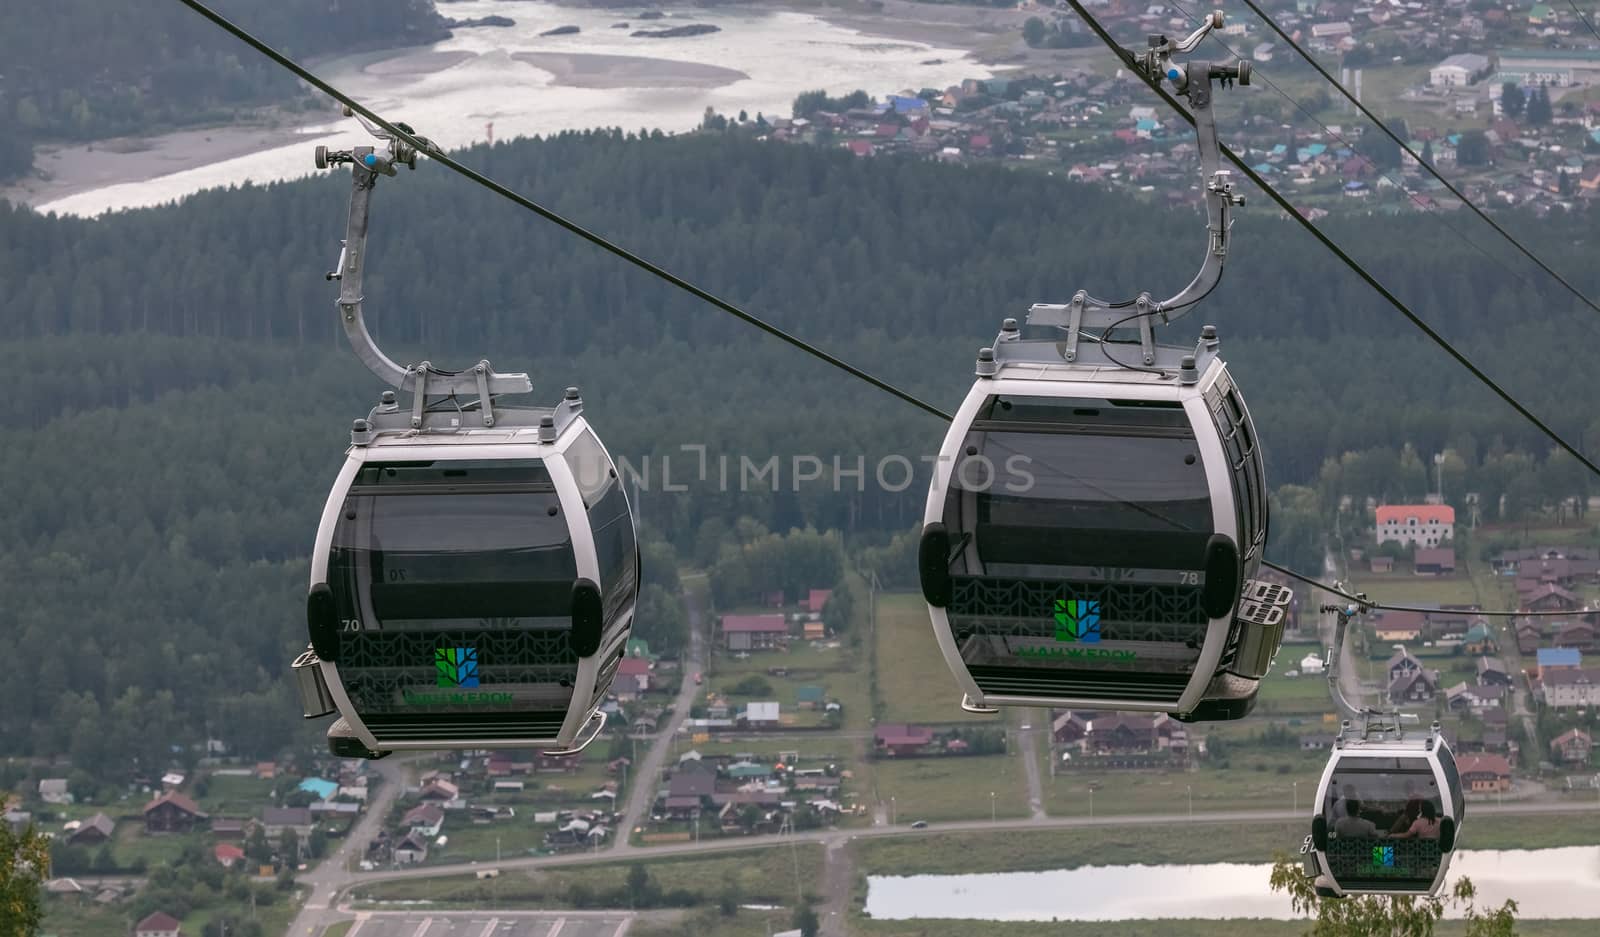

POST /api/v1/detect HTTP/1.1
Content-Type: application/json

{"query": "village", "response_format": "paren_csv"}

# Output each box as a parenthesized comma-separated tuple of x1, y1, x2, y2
(12, 489, 1598, 937)
(720, 0, 1600, 215)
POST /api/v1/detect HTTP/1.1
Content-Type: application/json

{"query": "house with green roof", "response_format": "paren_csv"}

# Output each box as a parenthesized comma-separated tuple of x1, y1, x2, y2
(1463, 622, 1496, 654)
(796, 685, 826, 710)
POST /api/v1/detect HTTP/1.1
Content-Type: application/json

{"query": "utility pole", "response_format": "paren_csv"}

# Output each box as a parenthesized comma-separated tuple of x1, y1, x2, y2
(990, 791, 996, 823)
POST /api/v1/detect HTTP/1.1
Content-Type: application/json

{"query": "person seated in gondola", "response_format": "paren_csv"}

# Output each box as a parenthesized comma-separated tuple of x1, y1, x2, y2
(1388, 796, 1424, 836)
(1332, 798, 1382, 839)
(1391, 800, 1442, 840)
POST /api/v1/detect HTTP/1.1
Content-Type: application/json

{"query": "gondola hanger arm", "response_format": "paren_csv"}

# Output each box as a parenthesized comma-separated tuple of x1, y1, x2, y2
(1030, 11, 1248, 366)
(317, 111, 532, 421)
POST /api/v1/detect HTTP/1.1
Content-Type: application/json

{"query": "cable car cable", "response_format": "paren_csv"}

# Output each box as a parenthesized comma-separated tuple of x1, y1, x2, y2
(1166, 1, 1574, 306)
(1232, 0, 1600, 321)
(1262, 558, 1581, 617)
(176, 0, 1593, 620)
(1060, 0, 1600, 482)
(1567, 0, 1600, 42)
(171, 0, 949, 424)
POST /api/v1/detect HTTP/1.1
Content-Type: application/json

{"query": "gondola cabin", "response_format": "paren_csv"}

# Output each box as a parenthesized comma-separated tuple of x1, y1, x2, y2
(919, 322, 1288, 720)
(295, 389, 638, 758)
(1307, 721, 1464, 897)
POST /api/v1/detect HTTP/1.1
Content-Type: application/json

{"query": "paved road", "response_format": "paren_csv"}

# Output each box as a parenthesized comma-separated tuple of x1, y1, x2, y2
(344, 799, 1600, 889)
(287, 755, 413, 937)
(612, 585, 706, 855)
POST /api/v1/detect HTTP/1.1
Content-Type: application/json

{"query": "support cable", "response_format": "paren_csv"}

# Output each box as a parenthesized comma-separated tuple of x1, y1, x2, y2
(1060, 0, 1600, 481)
(172, 0, 950, 422)
(1234, 0, 1600, 320)
(177, 0, 1587, 622)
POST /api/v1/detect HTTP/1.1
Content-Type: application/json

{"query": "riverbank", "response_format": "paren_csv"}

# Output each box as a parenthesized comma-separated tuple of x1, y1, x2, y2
(4, 1, 1006, 215)
(0, 113, 335, 213)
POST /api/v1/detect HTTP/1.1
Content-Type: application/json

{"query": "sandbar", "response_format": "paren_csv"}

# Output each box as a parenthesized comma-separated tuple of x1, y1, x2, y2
(512, 51, 748, 89)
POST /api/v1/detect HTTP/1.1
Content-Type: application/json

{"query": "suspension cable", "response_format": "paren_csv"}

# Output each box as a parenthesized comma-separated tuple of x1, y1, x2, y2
(1167, 0, 1569, 304)
(176, 0, 1587, 617)
(1059, 0, 1600, 481)
(170, 0, 950, 422)
(1233, 0, 1600, 321)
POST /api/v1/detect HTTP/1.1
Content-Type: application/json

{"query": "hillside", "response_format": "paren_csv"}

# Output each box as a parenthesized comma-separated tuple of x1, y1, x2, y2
(1, 131, 1595, 772)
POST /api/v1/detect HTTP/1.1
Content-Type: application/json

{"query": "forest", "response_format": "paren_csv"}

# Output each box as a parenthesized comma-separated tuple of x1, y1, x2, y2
(0, 0, 448, 181)
(2, 129, 1596, 780)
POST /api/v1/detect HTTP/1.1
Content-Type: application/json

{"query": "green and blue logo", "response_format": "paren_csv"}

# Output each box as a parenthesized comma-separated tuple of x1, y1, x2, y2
(435, 647, 480, 688)
(1372, 844, 1396, 868)
(1053, 599, 1101, 643)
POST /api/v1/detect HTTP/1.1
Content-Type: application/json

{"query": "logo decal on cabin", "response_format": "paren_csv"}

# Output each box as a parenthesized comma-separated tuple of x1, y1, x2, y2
(1053, 599, 1102, 643)
(435, 647, 480, 688)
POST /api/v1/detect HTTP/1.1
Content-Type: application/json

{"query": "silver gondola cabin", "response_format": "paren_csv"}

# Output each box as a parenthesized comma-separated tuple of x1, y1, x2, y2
(292, 120, 638, 758)
(1306, 718, 1465, 898)
(918, 18, 1291, 721)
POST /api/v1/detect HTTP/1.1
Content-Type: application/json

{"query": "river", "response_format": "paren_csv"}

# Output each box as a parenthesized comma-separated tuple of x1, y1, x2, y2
(27, 1, 990, 217)
(864, 846, 1600, 920)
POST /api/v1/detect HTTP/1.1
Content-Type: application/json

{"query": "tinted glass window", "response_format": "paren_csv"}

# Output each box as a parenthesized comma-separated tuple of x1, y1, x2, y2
(590, 481, 638, 625)
(1322, 756, 1444, 891)
(332, 461, 578, 631)
(948, 396, 1212, 573)
(329, 460, 583, 721)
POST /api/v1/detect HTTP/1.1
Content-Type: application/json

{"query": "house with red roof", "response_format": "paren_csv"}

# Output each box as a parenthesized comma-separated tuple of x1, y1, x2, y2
(1457, 753, 1512, 792)
(135, 911, 183, 937)
(143, 792, 207, 834)
(213, 843, 245, 869)
(874, 724, 935, 757)
(1375, 504, 1454, 548)
(721, 613, 789, 651)
(1551, 728, 1593, 765)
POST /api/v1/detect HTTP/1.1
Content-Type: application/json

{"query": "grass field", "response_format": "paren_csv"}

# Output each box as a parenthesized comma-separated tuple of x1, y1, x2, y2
(1345, 573, 1484, 606)
(861, 754, 1029, 823)
(1042, 750, 1325, 818)
(1254, 665, 1340, 717)
(41, 892, 299, 937)
(195, 773, 278, 815)
(354, 845, 823, 906)
(872, 594, 990, 726)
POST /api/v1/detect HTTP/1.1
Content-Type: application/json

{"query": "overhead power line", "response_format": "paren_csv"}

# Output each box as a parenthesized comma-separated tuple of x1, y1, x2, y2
(170, 0, 949, 422)
(176, 0, 1585, 619)
(1233, 0, 1600, 322)
(1059, 0, 1600, 482)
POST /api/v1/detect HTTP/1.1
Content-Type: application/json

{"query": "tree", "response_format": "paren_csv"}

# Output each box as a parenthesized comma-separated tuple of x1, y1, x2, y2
(279, 828, 300, 866)
(1, 825, 49, 937)
(1456, 130, 1490, 167)
(1023, 17, 1048, 47)
(1420, 139, 1434, 167)
(307, 827, 328, 860)
(1527, 85, 1553, 125)
(792, 904, 820, 937)
(625, 863, 656, 908)
(1499, 81, 1524, 119)
(1269, 855, 1516, 936)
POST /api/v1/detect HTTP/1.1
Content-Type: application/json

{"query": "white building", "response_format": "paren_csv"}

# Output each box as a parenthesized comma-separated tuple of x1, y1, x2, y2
(1541, 669, 1600, 708)
(1375, 504, 1455, 548)
(1300, 653, 1326, 675)
(1430, 53, 1489, 88)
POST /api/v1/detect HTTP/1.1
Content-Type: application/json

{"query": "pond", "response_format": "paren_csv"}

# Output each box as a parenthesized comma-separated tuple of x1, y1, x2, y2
(864, 847, 1600, 920)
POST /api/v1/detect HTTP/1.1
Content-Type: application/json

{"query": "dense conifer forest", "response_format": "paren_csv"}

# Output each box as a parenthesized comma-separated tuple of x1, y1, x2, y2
(2, 130, 1595, 776)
